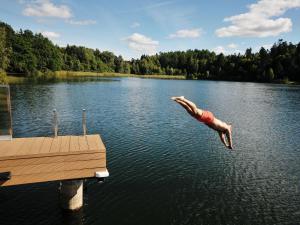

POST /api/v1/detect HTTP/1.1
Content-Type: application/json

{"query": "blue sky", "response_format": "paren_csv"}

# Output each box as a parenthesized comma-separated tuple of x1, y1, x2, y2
(1, 0, 300, 59)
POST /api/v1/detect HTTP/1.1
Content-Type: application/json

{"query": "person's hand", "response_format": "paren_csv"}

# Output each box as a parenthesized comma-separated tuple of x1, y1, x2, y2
(218, 131, 229, 148)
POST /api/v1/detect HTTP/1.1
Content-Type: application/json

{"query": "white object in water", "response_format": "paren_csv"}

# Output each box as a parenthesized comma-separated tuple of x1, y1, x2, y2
(95, 169, 109, 178)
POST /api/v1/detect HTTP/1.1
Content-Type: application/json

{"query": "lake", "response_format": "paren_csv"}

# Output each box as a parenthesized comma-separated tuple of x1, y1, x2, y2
(1, 78, 300, 225)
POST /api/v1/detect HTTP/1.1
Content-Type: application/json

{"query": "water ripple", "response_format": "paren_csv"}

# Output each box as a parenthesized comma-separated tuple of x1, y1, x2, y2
(1, 80, 300, 225)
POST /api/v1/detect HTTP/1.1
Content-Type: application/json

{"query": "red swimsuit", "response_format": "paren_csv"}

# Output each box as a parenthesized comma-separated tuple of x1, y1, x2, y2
(196, 110, 215, 125)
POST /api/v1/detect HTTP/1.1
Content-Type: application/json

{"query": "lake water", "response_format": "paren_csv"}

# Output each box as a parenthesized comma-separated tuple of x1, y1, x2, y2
(1, 78, 300, 225)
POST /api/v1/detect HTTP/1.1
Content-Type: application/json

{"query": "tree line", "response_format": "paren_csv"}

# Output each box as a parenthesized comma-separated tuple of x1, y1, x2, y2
(1, 21, 300, 82)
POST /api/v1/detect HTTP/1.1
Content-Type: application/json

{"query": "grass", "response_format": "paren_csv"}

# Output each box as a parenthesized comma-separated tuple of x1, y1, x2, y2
(272, 78, 299, 85)
(6, 71, 185, 84)
(7, 76, 27, 84)
(53, 71, 185, 80)
(7, 71, 299, 85)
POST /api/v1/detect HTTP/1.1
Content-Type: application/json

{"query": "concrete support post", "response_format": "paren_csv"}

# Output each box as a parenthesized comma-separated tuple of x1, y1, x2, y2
(60, 180, 83, 210)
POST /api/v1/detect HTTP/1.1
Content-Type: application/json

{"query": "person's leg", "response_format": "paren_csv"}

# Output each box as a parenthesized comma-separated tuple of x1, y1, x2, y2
(174, 99, 194, 117)
(173, 96, 202, 115)
(178, 97, 199, 114)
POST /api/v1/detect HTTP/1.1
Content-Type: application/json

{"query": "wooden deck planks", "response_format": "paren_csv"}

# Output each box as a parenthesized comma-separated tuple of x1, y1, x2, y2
(0, 159, 105, 175)
(1, 167, 107, 187)
(17, 137, 36, 156)
(50, 136, 62, 153)
(4, 138, 27, 157)
(86, 134, 106, 151)
(70, 136, 79, 152)
(39, 137, 53, 154)
(0, 140, 13, 156)
(29, 137, 45, 155)
(0, 152, 105, 168)
(60, 135, 70, 152)
(78, 136, 89, 151)
(0, 135, 107, 187)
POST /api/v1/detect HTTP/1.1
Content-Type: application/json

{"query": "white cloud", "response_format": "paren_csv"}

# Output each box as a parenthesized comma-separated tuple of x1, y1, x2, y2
(227, 43, 238, 49)
(254, 44, 273, 52)
(216, 0, 300, 37)
(213, 45, 243, 55)
(130, 22, 140, 28)
(168, 28, 202, 39)
(41, 31, 60, 39)
(23, 0, 72, 19)
(67, 19, 97, 25)
(214, 46, 226, 54)
(123, 33, 159, 55)
(262, 44, 272, 50)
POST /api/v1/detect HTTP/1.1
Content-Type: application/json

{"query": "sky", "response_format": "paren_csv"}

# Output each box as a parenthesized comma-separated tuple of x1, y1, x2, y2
(1, 0, 300, 59)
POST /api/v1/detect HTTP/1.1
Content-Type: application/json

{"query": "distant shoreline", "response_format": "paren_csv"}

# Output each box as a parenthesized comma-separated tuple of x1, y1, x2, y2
(6, 71, 299, 85)
(6, 71, 185, 84)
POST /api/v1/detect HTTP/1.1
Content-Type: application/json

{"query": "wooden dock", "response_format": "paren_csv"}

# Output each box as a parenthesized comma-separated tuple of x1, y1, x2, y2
(0, 134, 107, 187)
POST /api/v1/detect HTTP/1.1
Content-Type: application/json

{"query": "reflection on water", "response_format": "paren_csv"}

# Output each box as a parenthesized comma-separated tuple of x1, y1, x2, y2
(56, 77, 121, 83)
(0, 79, 300, 225)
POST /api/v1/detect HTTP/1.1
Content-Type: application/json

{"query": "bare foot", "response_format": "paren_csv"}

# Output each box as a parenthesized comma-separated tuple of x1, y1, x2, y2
(171, 96, 184, 100)
(171, 96, 184, 101)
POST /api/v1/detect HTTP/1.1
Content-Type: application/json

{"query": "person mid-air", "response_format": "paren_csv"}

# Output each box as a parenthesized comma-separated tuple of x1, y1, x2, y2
(171, 96, 233, 149)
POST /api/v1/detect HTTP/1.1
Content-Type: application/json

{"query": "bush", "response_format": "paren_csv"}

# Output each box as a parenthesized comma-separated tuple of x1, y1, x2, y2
(0, 70, 7, 84)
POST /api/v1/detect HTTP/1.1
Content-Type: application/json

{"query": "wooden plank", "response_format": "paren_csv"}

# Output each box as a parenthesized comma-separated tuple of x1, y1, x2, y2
(60, 136, 70, 152)
(0, 149, 100, 161)
(86, 135, 106, 151)
(50, 136, 62, 153)
(70, 136, 79, 152)
(0, 135, 105, 158)
(0, 152, 105, 168)
(0, 140, 14, 157)
(39, 137, 53, 154)
(98, 135, 106, 150)
(1, 167, 107, 187)
(96, 135, 106, 151)
(15, 137, 36, 156)
(28, 137, 45, 155)
(3, 138, 27, 157)
(69, 136, 80, 152)
(0, 134, 107, 189)
(78, 136, 89, 151)
(86, 135, 98, 150)
(0, 159, 106, 175)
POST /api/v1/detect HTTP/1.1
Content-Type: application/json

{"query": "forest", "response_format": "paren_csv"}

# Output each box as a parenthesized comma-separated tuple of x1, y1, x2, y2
(1, 21, 300, 83)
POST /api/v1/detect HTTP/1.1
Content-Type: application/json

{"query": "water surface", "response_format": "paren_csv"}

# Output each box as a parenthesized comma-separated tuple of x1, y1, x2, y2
(1, 78, 300, 225)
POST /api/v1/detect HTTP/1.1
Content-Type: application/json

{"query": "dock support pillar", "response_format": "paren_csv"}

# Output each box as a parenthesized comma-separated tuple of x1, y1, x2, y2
(60, 180, 83, 211)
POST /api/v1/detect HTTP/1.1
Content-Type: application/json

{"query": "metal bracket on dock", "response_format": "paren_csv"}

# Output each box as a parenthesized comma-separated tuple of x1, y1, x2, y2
(82, 109, 87, 136)
(95, 169, 109, 183)
(53, 109, 58, 137)
(95, 169, 109, 178)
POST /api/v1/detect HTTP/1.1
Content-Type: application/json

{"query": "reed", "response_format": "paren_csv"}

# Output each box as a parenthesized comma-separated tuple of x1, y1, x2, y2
(7, 71, 185, 84)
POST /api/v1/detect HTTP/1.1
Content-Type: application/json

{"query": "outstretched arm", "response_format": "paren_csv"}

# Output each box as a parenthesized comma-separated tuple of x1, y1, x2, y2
(218, 131, 229, 148)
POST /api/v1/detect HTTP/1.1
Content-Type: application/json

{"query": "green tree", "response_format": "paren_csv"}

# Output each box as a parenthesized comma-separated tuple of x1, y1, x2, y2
(264, 67, 275, 81)
(0, 27, 11, 70)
